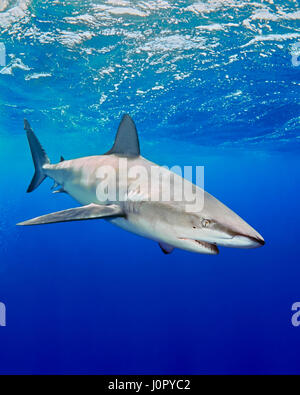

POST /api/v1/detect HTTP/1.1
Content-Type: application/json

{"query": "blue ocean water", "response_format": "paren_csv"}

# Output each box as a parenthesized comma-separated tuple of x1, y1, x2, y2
(0, 0, 300, 374)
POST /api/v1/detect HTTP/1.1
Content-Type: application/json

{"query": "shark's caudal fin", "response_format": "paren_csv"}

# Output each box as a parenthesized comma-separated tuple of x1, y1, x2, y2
(24, 120, 50, 193)
(105, 114, 140, 157)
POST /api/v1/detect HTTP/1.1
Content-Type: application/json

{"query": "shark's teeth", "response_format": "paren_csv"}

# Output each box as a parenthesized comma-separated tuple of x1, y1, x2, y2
(179, 238, 219, 255)
(194, 239, 219, 254)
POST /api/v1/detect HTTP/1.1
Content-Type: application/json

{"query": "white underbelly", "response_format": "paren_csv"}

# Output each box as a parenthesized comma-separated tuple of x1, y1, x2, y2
(108, 216, 161, 243)
(64, 182, 100, 206)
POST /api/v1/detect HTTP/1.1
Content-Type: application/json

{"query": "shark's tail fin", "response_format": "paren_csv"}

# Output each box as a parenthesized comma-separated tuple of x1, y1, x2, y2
(24, 119, 50, 193)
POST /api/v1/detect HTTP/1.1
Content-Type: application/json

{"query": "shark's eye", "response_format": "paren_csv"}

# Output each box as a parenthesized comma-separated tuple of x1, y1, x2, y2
(202, 219, 210, 228)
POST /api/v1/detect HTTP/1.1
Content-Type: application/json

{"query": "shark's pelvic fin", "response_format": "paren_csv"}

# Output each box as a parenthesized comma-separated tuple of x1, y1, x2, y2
(24, 119, 50, 193)
(159, 243, 175, 255)
(52, 188, 66, 194)
(51, 182, 58, 190)
(17, 204, 124, 226)
(105, 114, 140, 157)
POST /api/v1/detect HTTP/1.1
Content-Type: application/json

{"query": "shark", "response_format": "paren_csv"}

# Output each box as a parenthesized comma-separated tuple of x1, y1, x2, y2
(17, 115, 265, 255)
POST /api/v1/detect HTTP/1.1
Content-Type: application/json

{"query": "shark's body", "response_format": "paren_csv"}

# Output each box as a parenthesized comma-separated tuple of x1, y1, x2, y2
(18, 115, 265, 255)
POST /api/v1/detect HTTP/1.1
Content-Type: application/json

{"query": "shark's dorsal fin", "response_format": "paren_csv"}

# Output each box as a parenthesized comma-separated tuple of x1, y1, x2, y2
(105, 114, 140, 157)
(60, 156, 65, 162)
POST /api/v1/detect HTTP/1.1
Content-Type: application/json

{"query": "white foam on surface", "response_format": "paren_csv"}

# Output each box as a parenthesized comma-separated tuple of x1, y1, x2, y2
(64, 14, 97, 26)
(0, 56, 30, 75)
(25, 72, 52, 81)
(57, 30, 95, 48)
(243, 33, 300, 47)
(106, 0, 130, 6)
(107, 7, 148, 17)
(250, 9, 300, 22)
(93, 4, 148, 17)
(0, 0, 10, 12)
(185, 0, 242, 15)
(1, 0, 299, 150)
(196, 23, 224, 31)
(0, 0, 30, 28)
(138, 1, 170, 11)
(139, 35, 206, 53)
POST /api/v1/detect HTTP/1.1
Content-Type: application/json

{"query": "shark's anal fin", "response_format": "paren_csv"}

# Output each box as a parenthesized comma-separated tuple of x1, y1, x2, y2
(17, 204, 124, 226)
(159, 243, 175, 255)
(105, 114, 140, 157)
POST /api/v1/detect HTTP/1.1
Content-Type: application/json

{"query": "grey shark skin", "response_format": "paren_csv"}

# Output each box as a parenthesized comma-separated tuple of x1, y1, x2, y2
(17, 115, 265, 255)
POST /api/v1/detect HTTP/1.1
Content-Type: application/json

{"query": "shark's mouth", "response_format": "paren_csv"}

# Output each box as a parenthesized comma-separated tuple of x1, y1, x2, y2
(179, 238, 219, 255)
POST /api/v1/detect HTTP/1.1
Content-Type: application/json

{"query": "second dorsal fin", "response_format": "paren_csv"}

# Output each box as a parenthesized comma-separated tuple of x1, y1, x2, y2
(105, 114, 140, 157)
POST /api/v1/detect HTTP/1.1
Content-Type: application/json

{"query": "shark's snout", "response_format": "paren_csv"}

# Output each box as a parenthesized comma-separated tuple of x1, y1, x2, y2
(197, 192, 265, 250)
(230, 233, 265, 249)
(199, 228, 265, 249)
(214, 219, 265, 249)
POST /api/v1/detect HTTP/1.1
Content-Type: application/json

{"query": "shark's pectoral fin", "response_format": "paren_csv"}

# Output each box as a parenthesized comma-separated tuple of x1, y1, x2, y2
(17, 204, 124, 226)
(159, 242, 175, 255)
